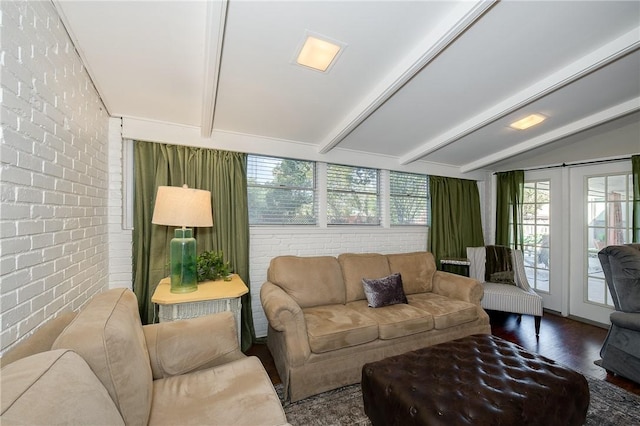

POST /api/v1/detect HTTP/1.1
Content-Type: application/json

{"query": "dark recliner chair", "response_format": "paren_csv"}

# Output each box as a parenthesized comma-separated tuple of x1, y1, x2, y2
(597, 244, 640, 384)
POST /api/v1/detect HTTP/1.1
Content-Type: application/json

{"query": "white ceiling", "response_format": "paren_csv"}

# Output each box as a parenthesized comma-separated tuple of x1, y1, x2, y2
(55, 0, 640, 175)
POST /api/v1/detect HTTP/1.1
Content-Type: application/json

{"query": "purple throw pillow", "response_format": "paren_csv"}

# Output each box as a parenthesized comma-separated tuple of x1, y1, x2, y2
(362, 273, 408, 308)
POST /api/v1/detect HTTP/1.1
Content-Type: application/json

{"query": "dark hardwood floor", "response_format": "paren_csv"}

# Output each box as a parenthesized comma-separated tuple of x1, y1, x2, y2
(248, 310, 640, 396)
(489, 310, 639, 395)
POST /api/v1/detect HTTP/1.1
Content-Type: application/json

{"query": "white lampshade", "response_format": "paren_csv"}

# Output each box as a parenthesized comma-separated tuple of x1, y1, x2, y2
(152, 185, 213, 228)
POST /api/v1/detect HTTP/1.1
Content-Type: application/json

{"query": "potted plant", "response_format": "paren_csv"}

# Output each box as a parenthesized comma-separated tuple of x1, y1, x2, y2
(196, 250, 232, 282)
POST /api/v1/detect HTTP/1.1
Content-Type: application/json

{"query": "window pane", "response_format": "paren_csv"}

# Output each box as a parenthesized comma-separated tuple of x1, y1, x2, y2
(585, 172, 632, 307)
(523, 182, 536, 203)
(587, 177, 605, 201)
(247, 155, 316, 225)
(523, 180, 550, 293)
(607, 175, 627, 200)
(390, 171, 429, 225)
(327, 164, 379, 225)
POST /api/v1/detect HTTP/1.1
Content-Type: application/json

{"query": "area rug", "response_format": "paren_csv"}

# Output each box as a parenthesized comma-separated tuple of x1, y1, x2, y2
(279, 376, 640, 425)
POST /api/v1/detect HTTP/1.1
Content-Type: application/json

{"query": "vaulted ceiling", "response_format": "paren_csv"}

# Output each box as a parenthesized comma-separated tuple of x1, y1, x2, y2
(55, 1, 639, 176)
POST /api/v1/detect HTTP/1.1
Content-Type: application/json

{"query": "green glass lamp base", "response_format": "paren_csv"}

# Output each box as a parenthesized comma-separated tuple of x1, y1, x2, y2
(170, 228, 198, 294)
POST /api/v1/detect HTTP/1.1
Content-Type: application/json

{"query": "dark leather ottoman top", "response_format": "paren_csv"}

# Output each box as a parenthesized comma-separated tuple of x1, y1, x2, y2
(361, 334, 589, 426)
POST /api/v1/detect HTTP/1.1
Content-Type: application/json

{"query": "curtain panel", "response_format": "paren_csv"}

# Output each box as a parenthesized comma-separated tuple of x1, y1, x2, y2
(132, 141, 255, 351)
(495, 170, 524, 249)
(633, 155, 640, 243)
(429, 176, 484, 269)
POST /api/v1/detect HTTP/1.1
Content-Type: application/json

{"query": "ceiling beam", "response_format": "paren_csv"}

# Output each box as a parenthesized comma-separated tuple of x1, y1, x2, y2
(201, 0, 228, 138)
(316, 0, 497, 154)
(459, 98, 640, 173)
(399, 26, 640, 165)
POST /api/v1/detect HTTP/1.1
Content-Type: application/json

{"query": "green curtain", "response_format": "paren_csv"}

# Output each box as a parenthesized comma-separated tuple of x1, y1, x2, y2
(495, 170, 524, 249)
(633, 155, 640, 243)
(132, 141, 255, 351)
(429, 176, 484, 269)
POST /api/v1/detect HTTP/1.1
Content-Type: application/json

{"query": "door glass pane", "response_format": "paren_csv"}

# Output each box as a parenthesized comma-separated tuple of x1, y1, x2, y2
(588, 177, 605, 201)
(585, 172, 632, 307)
(522, 180, 550, 293)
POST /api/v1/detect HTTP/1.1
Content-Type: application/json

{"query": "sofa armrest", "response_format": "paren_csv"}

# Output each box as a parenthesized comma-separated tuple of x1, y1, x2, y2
(432, 271, 484, 304)
(143, 311, 245, 380)
(260, 281, 311, 365)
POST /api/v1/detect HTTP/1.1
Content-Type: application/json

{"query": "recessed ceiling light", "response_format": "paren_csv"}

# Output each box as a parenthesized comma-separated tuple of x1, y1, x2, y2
(509, 114, 546, 130)
(296, 35, 342, 72)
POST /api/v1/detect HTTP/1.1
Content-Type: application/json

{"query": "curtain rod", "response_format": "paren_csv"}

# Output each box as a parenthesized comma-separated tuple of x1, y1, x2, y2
(494, 156, 634, 174)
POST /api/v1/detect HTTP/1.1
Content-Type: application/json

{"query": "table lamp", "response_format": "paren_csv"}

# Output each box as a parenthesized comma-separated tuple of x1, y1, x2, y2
(152, 185, 213, 293)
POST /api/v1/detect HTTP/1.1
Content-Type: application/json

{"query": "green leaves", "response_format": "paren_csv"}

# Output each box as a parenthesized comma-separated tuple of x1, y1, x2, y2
(196, 250, 231, 282)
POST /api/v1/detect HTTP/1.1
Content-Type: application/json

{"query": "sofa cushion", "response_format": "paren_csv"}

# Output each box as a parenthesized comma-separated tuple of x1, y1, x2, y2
(0, 349, 124, 425)
(303, 304, 379, 353)
(362, 273, 408, 308)
(387, 251, 436, 294)
(348, 300, 434, 340)
(52, 288, 153, 425)
(150, 357, 288, 426)
(407, 293, 478, 329)
(268, 256, 346, 307)
(339, 253, 391, 303)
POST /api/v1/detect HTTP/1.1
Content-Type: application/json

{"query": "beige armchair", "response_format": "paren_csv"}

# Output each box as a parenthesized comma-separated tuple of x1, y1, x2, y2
(1, 289, 289, 425)
(467, 246, 543, 336)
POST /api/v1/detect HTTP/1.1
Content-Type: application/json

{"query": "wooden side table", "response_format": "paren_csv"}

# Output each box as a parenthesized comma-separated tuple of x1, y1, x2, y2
(152, 274, 248, 344)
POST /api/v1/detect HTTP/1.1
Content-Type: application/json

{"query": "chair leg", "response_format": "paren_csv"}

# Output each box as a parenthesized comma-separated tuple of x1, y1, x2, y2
(534, 315, 541, 336)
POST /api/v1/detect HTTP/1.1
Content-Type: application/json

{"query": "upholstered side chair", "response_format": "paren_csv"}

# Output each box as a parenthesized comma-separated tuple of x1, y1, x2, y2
(467, 247, 543, 336)
(597, 244, 640, 384)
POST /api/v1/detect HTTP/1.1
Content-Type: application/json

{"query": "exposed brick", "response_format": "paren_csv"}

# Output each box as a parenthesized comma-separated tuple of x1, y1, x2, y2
(0, 1, 110, 355)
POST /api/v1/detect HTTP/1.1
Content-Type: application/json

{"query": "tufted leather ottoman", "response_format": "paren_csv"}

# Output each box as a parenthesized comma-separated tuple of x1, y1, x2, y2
(361, 334, 589, 426)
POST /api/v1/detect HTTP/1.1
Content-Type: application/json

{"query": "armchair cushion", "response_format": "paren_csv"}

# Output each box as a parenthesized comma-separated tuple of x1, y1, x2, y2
(0, 350, 125, 425)
(485, 245, 516, 285)
(143, 312, 245, 379)
(52, 288, 153, 426)
(150, 357, 288, 426)
(0, 311, 77, 368)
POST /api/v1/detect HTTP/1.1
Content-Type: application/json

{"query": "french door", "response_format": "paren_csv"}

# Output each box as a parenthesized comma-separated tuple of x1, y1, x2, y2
(522, 169, 563, 312)
(569, 162, 633, 324)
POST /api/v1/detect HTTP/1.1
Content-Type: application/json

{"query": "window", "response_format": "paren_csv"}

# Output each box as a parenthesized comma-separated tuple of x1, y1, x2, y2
(389, 171, 429, 225)
(522, 180, 550, 292)
(586, 173, 633, 306)
(327, 164, 379, 225)
(247, 155, 316, 225)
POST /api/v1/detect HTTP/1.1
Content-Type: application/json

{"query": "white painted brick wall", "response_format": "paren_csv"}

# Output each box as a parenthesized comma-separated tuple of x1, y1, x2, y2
(249, 227, 428, 337)
(0, 1, 110, 355)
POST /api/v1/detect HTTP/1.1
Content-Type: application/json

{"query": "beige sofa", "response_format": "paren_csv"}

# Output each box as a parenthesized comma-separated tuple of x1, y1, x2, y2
(1, 288, 289, 426)
(261, 251, 491, 402)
